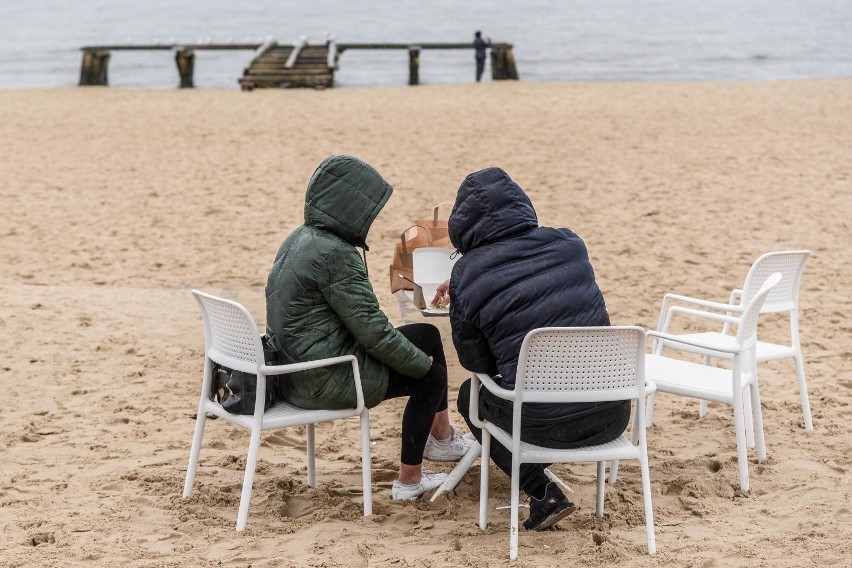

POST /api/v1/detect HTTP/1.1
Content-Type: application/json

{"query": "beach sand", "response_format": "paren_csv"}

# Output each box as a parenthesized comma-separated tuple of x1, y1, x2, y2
(1, 79, 851, 567)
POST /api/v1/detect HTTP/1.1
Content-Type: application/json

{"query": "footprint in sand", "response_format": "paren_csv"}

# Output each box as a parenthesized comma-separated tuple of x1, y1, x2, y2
(371, 468, 398, 483)
(264, 431, 306, 449)
(29, 532, 55, 546)
(280, 495, 318, 518)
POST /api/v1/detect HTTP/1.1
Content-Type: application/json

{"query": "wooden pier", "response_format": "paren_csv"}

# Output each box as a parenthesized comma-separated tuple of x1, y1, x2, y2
(78, 37, 518, 89)
(239, 37, 334, 90)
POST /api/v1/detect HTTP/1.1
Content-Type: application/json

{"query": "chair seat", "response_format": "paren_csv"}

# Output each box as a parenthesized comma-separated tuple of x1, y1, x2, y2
(485, 424, 640, 463)
(202, 398, 360, 431)
(663, 332, 795, 362)
(645, 353, 753, 404)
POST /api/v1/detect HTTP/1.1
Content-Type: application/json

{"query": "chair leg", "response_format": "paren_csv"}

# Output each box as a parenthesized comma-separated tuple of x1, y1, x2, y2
(743, 387, 755, 449)
(609, 421, 641, 484)
(646, 392, 656, 427)
(360, 410, 373, 516)
(750, 382, 767, 463)
(595, 461, 605, 517)
(794, 352, 814, 431)
(731, 389, 750, 493)
(639, 449, 657, 554)
(510, 453, 521, 561)
(479, 431, 491, 530)
(182, 405, 208, 498)
(306, 423, 316, 488)
(607, 460, 620, 485)
(699, 355, 711, 418)
(236, 425, 263, 531)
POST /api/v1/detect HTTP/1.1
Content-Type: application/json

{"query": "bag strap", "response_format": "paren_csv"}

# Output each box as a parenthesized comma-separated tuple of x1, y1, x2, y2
(431, 201, 454, 226)
(400, 225, 432, 254)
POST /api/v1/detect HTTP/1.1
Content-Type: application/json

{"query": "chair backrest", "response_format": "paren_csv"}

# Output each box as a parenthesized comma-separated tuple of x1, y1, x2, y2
(742, 250, 809, 313)
(192, 290, 264, 374)
(735, 272, 783, 351)
(515, 327, 645, 404)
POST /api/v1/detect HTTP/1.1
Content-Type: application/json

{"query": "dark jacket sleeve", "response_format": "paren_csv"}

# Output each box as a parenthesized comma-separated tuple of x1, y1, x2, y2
(321, 246, 432, 378)
(449, 275, 498, 376)
(451, 315, 498, 376)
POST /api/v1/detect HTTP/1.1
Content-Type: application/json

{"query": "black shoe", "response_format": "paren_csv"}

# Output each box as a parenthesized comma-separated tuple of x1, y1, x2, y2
(523, 483, 576, 531)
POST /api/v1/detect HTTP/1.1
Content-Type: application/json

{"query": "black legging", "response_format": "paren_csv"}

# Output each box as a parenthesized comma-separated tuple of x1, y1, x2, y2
(383, 323, 449, 466)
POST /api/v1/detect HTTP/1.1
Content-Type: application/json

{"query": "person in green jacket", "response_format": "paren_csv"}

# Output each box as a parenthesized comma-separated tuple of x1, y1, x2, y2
(266, 155, 472, 500)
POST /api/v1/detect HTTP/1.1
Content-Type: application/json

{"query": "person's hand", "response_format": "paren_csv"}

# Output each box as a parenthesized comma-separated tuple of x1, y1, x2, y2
(431, 279, 451, 308)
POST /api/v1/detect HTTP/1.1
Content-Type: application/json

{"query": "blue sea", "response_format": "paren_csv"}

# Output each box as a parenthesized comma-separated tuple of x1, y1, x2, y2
(1, 0, 850, 89)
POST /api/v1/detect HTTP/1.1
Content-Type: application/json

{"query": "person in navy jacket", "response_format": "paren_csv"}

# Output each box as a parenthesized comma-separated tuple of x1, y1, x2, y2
(441, 167, 631, 531)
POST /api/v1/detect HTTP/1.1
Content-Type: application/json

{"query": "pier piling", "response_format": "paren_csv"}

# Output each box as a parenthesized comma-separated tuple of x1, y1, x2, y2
(175, 49, 195, 88)
(491, 45, 519, 80)
(408, 46, 421, 86)
(79, 49, 110, 86)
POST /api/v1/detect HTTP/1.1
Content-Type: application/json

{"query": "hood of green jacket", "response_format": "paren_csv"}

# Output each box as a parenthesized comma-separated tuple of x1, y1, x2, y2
(304, 155, 393, 250)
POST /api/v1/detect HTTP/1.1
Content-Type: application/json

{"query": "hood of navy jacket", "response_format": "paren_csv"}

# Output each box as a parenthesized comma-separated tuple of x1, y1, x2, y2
(449, 167, 539, 253)
(304, 154, 393, 250)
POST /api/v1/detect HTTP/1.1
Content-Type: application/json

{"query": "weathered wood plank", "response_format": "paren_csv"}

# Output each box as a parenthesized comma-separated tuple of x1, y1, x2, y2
(337, 42, 512, 51)
(245, 69, 334, 77)
(81, 44, 261, 51)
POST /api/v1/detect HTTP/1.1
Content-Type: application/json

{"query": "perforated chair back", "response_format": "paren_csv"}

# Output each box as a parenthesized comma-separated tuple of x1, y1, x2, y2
(516, 326, 645, 405)
(735, 272, 782, 352)
(741, 250, 809, 313)
(193, 290, 264, 375)
(474, 325, 655, 559)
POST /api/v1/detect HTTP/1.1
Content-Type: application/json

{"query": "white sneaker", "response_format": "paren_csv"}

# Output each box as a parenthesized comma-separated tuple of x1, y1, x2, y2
(423, 426, 474, 462)
(391, 471, 448, 500)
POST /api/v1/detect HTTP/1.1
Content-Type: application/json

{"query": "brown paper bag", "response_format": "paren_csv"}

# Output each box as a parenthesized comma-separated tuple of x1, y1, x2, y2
(389, 225, 452, 293)
(414, 202, 453, 241)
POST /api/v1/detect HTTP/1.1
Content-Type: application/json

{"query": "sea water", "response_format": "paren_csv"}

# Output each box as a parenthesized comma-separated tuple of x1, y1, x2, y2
(0, 0, 850, 89)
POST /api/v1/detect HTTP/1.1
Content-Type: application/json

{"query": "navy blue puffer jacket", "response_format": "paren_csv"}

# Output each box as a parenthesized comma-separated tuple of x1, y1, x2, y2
(448, 167, 628, 423)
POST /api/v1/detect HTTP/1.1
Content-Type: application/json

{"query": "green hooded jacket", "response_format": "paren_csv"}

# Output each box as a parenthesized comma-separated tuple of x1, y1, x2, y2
(265, 155, 432, 410)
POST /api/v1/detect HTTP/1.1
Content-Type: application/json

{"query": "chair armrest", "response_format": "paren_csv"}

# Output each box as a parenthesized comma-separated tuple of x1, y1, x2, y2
(262, 355, 365, 413)
(652, 305, 742, 354)
(475, 372, 516, 401)
(644, 379, 657, 397)
(666, 305, 741, 327)
(469, 372, 515, 430)
(262, 355, 355, 375)
(646, 330, 741, 355)
(656, 292, 743, 335)
(662, 293, 744, 316)
(728, 289, 744, 305)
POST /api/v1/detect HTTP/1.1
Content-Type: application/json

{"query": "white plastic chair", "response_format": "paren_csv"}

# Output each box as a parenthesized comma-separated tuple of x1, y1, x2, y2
(654, 251, 812, 430)
(471, 327, 655, 560)
(646, 273, 782, 492)
(183, 290, 372, 531)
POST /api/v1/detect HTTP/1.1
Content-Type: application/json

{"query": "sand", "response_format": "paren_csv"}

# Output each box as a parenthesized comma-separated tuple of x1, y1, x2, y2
(1, 79, 851, 567)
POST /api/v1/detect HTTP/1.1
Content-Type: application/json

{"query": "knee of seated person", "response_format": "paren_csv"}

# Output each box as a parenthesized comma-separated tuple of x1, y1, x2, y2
(429, 360, 448, 389)
(456, 378, 472, 417)
(420, 323, 441, 344)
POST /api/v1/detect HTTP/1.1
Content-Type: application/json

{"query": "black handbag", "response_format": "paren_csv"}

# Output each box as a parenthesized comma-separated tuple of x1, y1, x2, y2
(210, 334, 279, 415)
